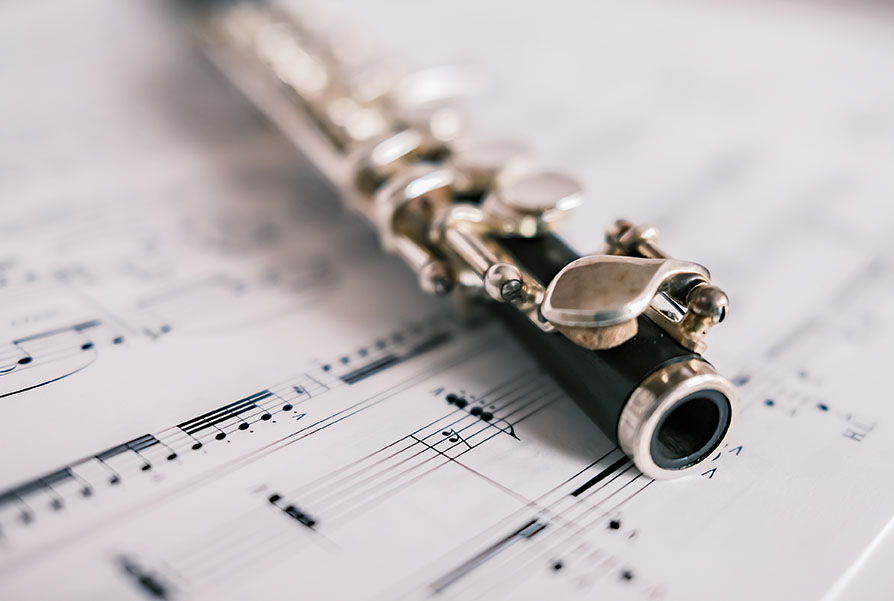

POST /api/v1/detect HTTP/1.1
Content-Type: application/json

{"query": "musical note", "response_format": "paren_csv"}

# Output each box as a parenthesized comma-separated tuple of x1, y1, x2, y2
(445, 393, 520, 440)
(0, 467, 80, 519)
(176, 390, 272, 444)
(95, 434, 162, 473)
(116, 555, 172, 600)
(267, 493, 317, 529)
(333, 320, 454, 385)
(0, 320, 113, 398)
(440, 428, 472, 450)
(0, 362, 352, 530)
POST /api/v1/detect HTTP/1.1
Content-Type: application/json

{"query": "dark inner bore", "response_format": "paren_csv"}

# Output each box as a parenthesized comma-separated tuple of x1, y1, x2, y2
(651, 391, 730, 470)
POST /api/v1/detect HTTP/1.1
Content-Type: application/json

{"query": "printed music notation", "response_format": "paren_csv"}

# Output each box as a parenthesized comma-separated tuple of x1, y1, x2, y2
(0, 183, 357, 401)
(408, 441, 651, 598)
(324, 324, 455, 386)
(721, 260, 889, 447)
(426, 442, 741, 599)
(0, 316, 458, 537)
(1, 316, 889, 601)
(260, 375, 555, 531)
(0, 272, 327, 395)
(5, 0, 894, 598)
(59, 363, 561, 598)
(116, 554, 174, 601)
(0, 319, 110, 398)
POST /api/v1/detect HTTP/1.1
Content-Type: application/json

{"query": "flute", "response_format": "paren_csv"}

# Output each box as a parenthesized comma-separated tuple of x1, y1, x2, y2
(188, 0, 736, 479)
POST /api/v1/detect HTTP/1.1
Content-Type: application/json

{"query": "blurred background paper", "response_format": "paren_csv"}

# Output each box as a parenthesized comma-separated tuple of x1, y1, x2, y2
(1, 0, 893, 599)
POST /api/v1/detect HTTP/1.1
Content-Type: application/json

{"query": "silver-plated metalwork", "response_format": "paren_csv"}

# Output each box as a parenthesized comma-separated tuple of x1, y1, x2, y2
(617, 359, 736, 479)
(482, 172, 582, 237)
(541, 256, 711, 350)
(542, 256, 709, 327)
(194, 0, 737, 479)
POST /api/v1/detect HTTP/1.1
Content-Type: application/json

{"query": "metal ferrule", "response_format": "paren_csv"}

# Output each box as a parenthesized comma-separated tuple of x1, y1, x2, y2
(192, 0, 737, 479)
(618, 360, 735, 479)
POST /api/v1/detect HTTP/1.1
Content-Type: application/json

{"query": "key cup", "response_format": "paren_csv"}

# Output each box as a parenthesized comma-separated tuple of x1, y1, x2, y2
(481, 171, 582, 237)
(541, 256, 709, 350)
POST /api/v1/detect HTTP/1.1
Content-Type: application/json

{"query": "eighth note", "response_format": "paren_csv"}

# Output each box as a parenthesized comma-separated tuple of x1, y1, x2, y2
(441, 429, 472, 450)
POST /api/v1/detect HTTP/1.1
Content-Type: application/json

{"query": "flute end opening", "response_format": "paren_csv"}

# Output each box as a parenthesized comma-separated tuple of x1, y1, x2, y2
(618, 359, 736, 480)
(650, 390, 731, 471)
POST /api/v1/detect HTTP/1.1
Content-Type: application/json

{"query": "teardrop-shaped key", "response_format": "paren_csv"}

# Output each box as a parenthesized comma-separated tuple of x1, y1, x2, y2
(542, 256, 709, 328)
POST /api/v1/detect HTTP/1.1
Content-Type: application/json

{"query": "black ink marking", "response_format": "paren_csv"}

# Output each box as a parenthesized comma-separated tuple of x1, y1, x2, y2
(446, 393, 469, 409)
(438, 428, 471, 449)
(283, 505, 316, 528)
(17, 357, 32, 365)
(764, 399, 774, 407)
(118, 556, 170, 599)
(80, 342, 94, 351)
(0, 468, 78, 510)
(430, 520, 546, 593)
(177, 391, 271, 436)
(817, 403, 829, 411)
(340, 354, 400, 384)
(282, 404, 293, 411)
(94, 435, 160, 463)
(608, 519, 621, 530)
(405, 332, 452, 357)
(340, 332, 451, 385)
(12, 319, 101, 345)
(570, 457, 629, 497)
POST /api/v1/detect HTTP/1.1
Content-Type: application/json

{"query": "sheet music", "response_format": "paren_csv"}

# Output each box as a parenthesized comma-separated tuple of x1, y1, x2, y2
(1, 0, 893, 599)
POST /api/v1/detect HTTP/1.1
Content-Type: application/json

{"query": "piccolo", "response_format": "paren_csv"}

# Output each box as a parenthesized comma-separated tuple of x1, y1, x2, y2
(187, 0, 736, 479)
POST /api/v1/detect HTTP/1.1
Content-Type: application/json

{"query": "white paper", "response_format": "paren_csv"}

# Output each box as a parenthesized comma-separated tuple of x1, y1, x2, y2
(1, 0, 893, 599)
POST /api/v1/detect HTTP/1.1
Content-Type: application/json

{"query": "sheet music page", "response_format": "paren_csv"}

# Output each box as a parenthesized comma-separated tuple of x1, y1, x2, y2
(1, 0, 893, 600)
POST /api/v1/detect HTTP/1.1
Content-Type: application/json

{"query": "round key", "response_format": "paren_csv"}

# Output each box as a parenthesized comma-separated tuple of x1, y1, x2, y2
(482, 171, 582, 237)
